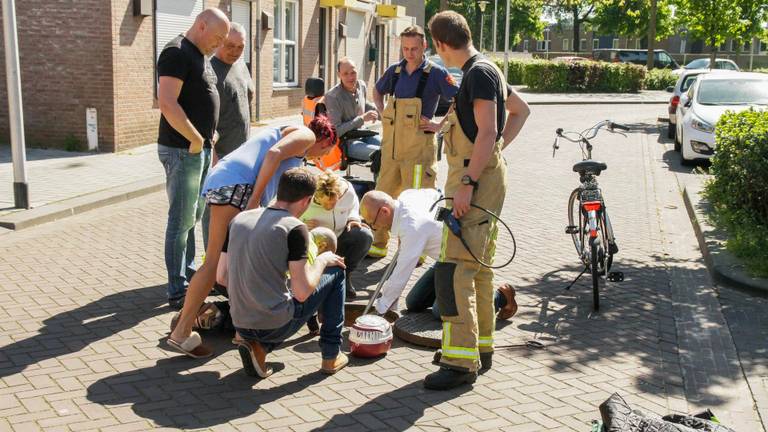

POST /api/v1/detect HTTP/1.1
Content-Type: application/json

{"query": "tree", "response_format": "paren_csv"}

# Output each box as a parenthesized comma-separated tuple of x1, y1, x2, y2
(591, 0, 674, 67)
(675, 0, 768, 66)
(546, 0, 602, 52)
(425, 0, 545, 53)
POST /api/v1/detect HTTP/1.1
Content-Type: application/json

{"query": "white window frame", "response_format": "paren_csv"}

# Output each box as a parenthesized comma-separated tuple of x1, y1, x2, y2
(593, 38, 600, 50)
(580, 38, 587, 51)
(536, 40, 550, 51)
(523, 40, 529, 52)
(612, 38, 619, 49)
(273, 0, 299, 87)
(563, 38, 569, 51)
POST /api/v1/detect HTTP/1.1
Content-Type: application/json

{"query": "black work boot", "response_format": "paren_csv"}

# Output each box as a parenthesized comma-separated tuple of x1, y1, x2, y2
(424, 367, 478, 390)
(345, 273, 357, 299)
(432, 350, 493, 373)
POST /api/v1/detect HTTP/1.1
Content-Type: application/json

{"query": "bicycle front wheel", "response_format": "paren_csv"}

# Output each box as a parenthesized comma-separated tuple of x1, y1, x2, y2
(567, 188, 584, 258)
(590, 237, 600, 311)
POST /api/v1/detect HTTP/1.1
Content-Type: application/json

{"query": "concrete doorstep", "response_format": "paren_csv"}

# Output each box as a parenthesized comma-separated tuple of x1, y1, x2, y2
(683, 181, 768, 295)
(0, 175, 165, 231)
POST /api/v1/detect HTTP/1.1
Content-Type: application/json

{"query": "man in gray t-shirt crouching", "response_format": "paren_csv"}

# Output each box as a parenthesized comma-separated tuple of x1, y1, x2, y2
(224, 167, 348, 377)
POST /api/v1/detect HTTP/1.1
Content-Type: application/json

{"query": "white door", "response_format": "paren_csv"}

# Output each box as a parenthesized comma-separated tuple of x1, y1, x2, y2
(155, 0, 204, 60)
(345, 10, 367, 74)
(231, 0, 252, 66)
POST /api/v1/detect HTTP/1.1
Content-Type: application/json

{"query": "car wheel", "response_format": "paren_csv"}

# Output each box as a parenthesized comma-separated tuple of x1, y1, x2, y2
(680, 132, 695, 166)
(667, 122, 676, 140)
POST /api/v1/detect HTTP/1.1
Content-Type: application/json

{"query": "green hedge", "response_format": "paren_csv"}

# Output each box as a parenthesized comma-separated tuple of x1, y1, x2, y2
(492, 58, 527, 85)
(519, 60, 646, 93)
(753, 67, 768, 74)
(705, 110, 768, 277)
(644, 68, 678, 90)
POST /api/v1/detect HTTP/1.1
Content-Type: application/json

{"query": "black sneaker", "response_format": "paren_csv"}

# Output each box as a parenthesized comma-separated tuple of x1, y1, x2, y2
(424, 367, 477, 390)
(432, 350, 493, 373)
(168, 295, 186, 311)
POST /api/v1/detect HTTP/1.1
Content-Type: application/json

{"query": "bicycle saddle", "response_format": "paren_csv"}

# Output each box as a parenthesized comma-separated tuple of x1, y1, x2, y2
(573, 160, 607, 175)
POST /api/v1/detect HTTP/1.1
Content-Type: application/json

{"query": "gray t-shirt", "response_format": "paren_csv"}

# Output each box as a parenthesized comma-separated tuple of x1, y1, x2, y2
(228, 207, 309, 330)
(211, 57, 254, 157)
(324, 80, 376, 137)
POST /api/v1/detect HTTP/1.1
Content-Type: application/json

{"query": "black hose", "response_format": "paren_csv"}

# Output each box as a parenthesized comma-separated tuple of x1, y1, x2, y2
(430, 197, 516, 269)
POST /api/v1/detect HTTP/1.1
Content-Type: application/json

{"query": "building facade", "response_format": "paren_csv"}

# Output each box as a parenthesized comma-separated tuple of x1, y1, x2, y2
(0, 0, 416, 152)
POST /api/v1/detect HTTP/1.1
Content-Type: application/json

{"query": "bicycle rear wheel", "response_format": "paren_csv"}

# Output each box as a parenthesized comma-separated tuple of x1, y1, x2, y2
(590, 237, 600, 311)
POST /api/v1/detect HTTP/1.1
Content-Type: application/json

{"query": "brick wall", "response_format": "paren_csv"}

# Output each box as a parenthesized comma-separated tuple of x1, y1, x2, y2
(0, 1, 115, 151)
(111, 0, 158, 152)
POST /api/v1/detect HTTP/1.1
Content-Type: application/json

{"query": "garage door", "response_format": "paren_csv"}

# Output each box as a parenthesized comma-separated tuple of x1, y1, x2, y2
(345, 10, 367, 73)
(155, 0, 204, 60)
(231, 0, 252, 65)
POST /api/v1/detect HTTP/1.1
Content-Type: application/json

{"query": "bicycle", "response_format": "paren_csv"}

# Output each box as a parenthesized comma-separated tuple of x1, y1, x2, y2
(552, 120, 629, 311)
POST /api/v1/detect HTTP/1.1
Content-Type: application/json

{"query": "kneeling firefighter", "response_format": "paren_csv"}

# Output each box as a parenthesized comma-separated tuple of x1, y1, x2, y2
(425, 11, 530, 391)
(369, 24, 460, 258)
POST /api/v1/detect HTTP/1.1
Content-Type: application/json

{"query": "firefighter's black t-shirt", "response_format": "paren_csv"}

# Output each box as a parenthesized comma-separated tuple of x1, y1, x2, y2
(454, 54, 512, 143)
(157, 35, 219, 149)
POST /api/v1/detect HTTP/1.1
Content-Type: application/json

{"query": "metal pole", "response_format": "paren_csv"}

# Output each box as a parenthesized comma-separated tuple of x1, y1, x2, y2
(3, 0, 29, 209)
(480, 13, 485, 52)
(749, 37, 755, 70)
(503, 0, 510, 79)
(492, 0, 497, 54)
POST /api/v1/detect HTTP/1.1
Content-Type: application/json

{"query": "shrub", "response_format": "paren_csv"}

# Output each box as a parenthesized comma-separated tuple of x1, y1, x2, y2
(644, 68, 678, 90)
(705, 109, 768, 277)
(507, 59, 645, 92)
(492, 58, 527, 85)
(63, 133, 82, 152)
(752, 67, 768, 74)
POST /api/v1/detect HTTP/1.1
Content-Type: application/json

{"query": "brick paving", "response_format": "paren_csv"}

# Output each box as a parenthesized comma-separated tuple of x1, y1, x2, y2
(0, 105, 764, 431)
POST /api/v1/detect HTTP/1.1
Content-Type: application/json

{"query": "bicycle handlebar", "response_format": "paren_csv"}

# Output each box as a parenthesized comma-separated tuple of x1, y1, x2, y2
(552, 120, 629, 156)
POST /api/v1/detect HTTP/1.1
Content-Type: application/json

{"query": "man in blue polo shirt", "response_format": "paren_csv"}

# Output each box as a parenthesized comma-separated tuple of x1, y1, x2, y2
(369, 25, 459, 258)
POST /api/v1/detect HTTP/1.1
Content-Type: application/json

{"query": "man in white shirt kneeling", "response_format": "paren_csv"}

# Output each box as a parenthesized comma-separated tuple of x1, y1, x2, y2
(359, 188, 517, 319)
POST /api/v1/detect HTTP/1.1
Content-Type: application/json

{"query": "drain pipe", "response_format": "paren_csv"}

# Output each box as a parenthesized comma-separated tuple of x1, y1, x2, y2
(254, 0, 262, 122)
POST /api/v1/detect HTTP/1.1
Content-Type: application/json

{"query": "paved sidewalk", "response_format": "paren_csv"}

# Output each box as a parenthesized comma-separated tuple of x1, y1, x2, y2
(514, 86, 669, 105)
(0, 104, 763, 431)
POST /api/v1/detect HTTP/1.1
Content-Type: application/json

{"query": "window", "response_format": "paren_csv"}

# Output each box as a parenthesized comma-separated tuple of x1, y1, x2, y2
(273, 0, 298, 86)
(612, 38, 619, 49)
(523, 40, 529, 52)
(580, 39, 587, 51)
(535, 40, 550, 51)
(635, 39, 641, 49)
(562, 39, 569, 51)
(593, 38, 600, 50)
(762, 40, 768, 53)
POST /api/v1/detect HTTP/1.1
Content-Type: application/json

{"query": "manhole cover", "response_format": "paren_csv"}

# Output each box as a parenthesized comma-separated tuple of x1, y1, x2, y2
(393, 312, 442, 348)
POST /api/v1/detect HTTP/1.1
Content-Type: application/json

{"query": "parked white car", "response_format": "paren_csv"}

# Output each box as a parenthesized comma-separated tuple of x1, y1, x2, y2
(675, 72, 768, 164)
(666, 69, 709, 139)
(671, 58, 740, 76)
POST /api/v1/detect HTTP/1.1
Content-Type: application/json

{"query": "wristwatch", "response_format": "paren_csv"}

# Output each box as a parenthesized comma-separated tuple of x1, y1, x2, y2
(461, 175, 479, 190)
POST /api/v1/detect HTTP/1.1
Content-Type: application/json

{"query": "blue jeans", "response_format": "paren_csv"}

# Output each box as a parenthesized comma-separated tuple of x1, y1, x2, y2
(158, 145, 211, 300)
(405, 265, 506, 320)
(236, 267, 345, 360)
(346, 134, 381, 161)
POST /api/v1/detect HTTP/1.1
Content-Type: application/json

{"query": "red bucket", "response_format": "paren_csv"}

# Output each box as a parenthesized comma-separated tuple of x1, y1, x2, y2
(349, 314, 392, 358)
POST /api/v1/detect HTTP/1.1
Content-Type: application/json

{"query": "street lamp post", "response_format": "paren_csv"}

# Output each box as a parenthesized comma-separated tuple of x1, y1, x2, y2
(503, 0, 510, 78)
(545, 27, 550, 60)
(3, 0, 29, 209)
(478, 1, 489, 52)
(492, 0, 497, 54)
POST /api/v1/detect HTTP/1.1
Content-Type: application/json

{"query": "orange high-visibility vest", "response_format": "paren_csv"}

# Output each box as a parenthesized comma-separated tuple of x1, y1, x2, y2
(303, 96, 342, 171)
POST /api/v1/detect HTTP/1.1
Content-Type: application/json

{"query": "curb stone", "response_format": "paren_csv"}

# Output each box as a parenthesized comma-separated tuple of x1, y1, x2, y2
(0, 176, 165, 231)
(683, 182, 768, 295)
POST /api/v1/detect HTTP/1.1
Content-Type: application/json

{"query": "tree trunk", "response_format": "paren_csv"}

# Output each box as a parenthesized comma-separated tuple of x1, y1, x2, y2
(573, 7, 580, 53)
(646, 0, 657, 69)
(439, 0, 449, 11)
